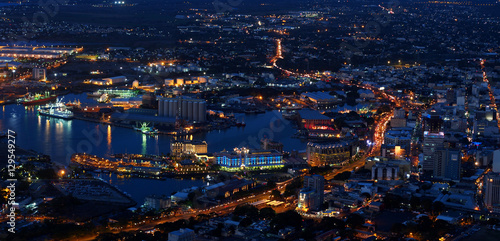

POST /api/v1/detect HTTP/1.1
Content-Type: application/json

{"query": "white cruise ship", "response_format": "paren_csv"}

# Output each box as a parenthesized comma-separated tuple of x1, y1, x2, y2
(37, 98, 74, 120)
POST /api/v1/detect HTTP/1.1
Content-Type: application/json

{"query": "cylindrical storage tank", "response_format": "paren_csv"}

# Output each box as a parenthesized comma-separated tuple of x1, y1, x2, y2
(172, 99, 178, 117)
(168, 100, 175, 117)
(165, 100, 170, 117)
(158, 99, 164, 116)
(182, 100, 188, 119)
(187, 101, 194, 121)
(193, 101, 200, 122)
(174, 99, 179, 117)
(199, 101, 206, 122)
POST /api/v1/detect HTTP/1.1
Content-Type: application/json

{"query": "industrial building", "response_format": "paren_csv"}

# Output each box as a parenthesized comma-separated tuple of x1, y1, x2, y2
(158, 97, 207, 123)
(89, 76, 127, 85)
(0, 46, 82, 59)
(165, 76, 208, 86)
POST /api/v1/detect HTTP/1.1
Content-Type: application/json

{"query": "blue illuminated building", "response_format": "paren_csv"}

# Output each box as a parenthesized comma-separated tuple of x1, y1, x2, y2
(214, 147, 284, 171)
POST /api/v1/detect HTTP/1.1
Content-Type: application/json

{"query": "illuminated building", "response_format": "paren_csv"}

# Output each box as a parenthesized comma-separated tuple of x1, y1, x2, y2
(297, 109, 333, 130)
(170, 140, 208, 155)
(484, 172, 500, 213)
(384, 128, 412, 156)
(214, 147, 284, 172)
(422, 131, 445, 173)
(306, 141, 357, 167)
(381, 144, 405, 159)
(89, 76, 127, 85)
(300, 92, 340, 110)
(158, 97, 206, 123)
(0, 46, 82, 58)
(422, 113, 445, 173)
(298, 175, 324, 211)
(174, 160, 208, 173)
(164, 76, 208, 86)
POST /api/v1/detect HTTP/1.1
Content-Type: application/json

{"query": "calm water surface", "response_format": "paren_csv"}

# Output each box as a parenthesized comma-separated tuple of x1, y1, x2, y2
(0, 93, 306, 205)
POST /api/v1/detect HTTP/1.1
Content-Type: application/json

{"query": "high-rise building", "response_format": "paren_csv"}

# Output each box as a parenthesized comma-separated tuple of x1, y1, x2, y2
(33, 67, 46, 81)
(493, 150, 500, 173)
(433, 148, 461, 180)
(422, 113, 445, 174)
(484, 172, 500, 213)
(423, 113, 443, 133)
(304, 175, 325, 203)
(298, 175, 324, 211)
(158, 97, 206, 122)
(422, 131, 445, 172)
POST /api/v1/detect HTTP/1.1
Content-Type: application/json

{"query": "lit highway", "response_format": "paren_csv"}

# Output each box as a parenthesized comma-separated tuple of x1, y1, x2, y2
(480, 59, 500, 132)
(75, 177, 300, 241)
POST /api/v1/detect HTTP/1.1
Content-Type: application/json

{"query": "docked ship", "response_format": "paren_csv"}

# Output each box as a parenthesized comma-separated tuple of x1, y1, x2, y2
(37, 98, 74, 119)
(18, 92, 57, 105)
(97, 93, 110, 103)
(134, 122, 159, 135)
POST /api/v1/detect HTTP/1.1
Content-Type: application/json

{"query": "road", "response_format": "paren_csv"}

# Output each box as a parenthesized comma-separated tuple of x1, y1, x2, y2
(480, 59, 500, 132)
(75, 176, 301, 240)
(324, 111, 393, 181)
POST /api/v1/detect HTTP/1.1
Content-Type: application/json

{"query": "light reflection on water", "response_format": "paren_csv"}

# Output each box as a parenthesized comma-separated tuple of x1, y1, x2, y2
(0, 93, 307, 205)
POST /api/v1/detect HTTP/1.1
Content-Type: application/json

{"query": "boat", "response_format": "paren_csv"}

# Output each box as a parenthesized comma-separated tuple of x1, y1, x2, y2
(65, 99, 81, 108)
(236, 118, 246, 127)
(134, 122, 159, 135)
(97, 93, 109, 103)
(18, 92, 57, 105)
(37, 98, 74, 119)
(87, 91, 102, 97)
(244, 108, 265, 114)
